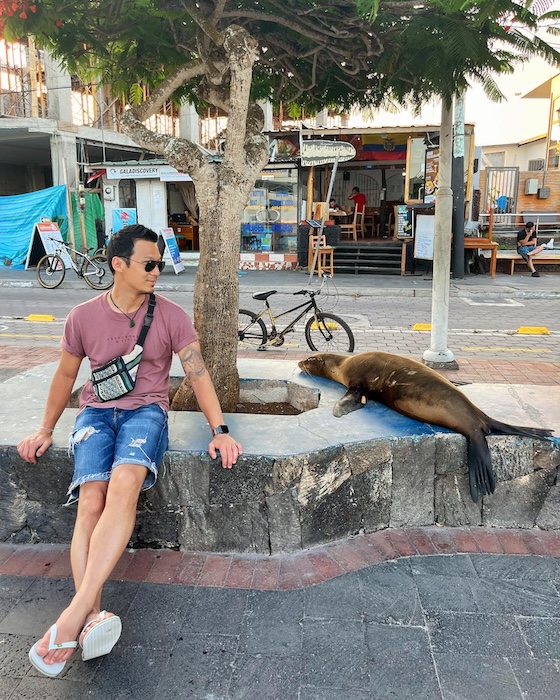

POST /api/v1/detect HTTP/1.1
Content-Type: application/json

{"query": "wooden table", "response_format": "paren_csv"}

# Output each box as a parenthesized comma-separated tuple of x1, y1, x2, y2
(171, 224, 199, 251)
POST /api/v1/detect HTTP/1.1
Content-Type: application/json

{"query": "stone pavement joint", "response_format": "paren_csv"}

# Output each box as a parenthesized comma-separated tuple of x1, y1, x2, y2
(2, 527, 560, 591)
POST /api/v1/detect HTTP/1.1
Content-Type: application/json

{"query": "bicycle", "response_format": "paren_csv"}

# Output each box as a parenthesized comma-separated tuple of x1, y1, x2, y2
(238, 275, 355, 353)
(36, 238, 114, 290)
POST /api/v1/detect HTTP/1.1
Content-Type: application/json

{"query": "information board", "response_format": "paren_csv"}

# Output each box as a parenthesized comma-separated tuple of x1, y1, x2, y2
(25, 221, 73, 269)
(413, 215, 435, 260)
(423, 148, 440, 205)
(160, 228, 184, 274)
(395, 205, 413, 238)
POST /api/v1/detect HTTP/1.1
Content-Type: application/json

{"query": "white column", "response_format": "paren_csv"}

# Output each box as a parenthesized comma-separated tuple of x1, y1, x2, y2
(178, 103, 200, 144)
(50, 132, 78, 189)
(258, 101, 273, 131)
(315, 109, 329, 127)
(43, 50, 73, 123)
(423, 99, 458, 368)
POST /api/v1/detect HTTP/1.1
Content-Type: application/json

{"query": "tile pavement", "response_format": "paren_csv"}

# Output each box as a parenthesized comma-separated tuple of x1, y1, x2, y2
(1, 527, 560, 699)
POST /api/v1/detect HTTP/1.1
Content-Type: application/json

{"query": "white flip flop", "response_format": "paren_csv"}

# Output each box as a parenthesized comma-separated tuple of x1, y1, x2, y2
(79, 610, 122, 661)
(29, 624, 78, 677)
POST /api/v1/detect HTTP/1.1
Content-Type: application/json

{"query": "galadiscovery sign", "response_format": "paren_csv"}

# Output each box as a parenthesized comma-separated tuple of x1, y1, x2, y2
(300, 140, 356, 167)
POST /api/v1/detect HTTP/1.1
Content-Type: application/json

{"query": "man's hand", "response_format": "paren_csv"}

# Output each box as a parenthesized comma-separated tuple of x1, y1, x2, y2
(208, 433, 243, 469)
(17, 428, 53, 464)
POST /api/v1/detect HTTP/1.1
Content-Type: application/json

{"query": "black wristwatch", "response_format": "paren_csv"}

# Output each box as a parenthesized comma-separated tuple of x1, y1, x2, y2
(212, 425, 229, 436)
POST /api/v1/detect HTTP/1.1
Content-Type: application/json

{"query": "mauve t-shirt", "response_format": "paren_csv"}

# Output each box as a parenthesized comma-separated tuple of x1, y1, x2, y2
(62, 293, 198, 411)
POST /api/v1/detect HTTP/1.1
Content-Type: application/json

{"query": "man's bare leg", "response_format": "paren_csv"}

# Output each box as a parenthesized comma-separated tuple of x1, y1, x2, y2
(70, 482, 109, 628)
(34, 464, 147, 666)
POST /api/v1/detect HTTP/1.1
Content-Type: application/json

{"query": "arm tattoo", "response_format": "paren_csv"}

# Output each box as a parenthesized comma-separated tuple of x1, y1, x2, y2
(179, 347, 207, 381)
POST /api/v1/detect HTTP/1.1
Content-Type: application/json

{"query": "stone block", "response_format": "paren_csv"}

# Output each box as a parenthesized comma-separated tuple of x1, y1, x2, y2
(300, 477, 364, 548)
(271, 455, 305, 493)
(142, 450, 210, 510)
(6, 446, 73, 504)
(287, 382, 320, 411)
(536, 483, 560, 530)
(390, 437, 435, 528)
(434, 473, 482, 527)
(209, 454, 274, 505)
(135, 509, 180, 549)
(353, 464, 391, 532)
(487, 436, 535, 481)
(266, 488, 302, 554)
(24, 501, 76, 544)
(534, 443, 560, 472)
(483, 470, 556, 529)
(435, 434, 467, 475)
(179, 502, 270, 554)
(296, 446, 351, 508)
(344, 439, 392, 476)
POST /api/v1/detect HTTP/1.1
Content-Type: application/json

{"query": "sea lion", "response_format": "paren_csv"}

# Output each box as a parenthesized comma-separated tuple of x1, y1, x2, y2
(298, 352, 553, 503)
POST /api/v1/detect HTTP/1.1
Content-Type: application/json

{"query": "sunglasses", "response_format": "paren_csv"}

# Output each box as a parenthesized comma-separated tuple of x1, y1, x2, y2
(121, 257, 166, 273)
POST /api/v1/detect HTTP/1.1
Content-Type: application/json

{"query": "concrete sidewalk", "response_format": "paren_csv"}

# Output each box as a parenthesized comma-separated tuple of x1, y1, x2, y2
(1, 527, 560, 699)
(1, 260, 560, 298)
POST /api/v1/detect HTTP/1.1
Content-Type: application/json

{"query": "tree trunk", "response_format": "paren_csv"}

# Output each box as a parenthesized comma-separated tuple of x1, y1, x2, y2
(170, 165, 255, 411)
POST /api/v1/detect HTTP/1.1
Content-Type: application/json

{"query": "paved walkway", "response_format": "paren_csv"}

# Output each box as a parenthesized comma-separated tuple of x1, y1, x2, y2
(1, 527, 560, 699)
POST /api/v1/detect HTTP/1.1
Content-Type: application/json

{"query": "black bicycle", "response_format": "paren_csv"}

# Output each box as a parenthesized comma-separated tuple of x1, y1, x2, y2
(36, 237, 113, 290)
(239, 277, 355, 353)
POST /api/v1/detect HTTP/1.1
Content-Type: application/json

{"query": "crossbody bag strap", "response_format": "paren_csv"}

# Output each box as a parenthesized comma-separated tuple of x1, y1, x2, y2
(136, 293, 156, 347)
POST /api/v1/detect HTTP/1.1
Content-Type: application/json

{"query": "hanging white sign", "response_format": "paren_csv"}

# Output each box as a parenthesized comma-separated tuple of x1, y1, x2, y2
(300, 140, 356, 167)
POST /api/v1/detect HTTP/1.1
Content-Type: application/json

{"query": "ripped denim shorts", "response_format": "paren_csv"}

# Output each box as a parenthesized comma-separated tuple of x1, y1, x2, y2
(66, 403, 168, 505)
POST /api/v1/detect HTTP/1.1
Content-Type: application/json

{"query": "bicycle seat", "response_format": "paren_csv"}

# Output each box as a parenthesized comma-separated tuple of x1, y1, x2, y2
(252, 290, 277, 301)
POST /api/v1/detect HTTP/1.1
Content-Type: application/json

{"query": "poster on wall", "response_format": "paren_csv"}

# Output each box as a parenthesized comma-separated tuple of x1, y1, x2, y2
(423, 148, 440, 204)
(414, 215, 435, 260)
(160, 228, 184, 274)
(395, 205, 413, 238)
(25, 221, 73, 269)
(112, 208, 137, 233)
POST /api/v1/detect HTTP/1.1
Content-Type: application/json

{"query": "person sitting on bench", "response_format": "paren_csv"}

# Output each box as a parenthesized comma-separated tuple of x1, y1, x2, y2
(517, 221, 554, 278)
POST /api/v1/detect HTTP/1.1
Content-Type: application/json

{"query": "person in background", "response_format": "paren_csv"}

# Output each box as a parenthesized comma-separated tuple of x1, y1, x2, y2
(517, 221, 554, 278)
(348, 186, 366, 213)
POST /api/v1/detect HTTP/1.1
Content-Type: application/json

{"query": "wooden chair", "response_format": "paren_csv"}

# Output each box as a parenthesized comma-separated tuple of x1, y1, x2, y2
(339, 207, 362, 241)
(312, 201, 327, 220)
(308, 234, 334, 276)
(463, 209, 498, 278)
(363, 207, 379, 237)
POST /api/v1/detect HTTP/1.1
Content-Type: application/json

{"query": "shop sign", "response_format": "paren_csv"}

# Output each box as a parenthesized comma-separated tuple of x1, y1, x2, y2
(159, 165, 192, 182)
(423, 148, 440, 204)
(106, 165, 161, 180)
(300, 140, 356, 166)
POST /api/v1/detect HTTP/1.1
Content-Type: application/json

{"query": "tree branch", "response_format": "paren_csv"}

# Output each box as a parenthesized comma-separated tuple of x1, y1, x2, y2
(130, 60, 206, 121)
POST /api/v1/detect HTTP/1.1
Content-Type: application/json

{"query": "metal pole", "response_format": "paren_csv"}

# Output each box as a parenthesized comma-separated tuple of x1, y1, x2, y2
(423, 100, 458, 368)
(451, 92, 465, 279)
(308, 156, 339, 284)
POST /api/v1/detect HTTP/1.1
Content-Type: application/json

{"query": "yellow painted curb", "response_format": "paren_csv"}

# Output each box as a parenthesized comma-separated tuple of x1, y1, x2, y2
(26, 314, 56, 322)
(516, 326, 550, 335)
(412, 323, 432, 331)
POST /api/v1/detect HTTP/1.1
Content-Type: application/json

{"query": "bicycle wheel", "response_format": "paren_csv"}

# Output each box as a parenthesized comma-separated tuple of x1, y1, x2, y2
(238, 310, 267, 347)
(83, 255, 114, 290)
(36, 254, 65, 289)
(305, 313, 355, 353)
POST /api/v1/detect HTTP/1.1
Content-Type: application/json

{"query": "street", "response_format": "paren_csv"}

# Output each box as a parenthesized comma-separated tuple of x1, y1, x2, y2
(0, 283, 559, 362)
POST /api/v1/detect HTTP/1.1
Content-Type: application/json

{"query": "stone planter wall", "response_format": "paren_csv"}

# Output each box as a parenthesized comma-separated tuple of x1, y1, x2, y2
(1, 434, 558, 554)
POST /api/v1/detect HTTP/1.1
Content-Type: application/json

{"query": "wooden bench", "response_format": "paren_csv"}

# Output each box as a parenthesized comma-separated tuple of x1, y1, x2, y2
(482, 250, 560, 274)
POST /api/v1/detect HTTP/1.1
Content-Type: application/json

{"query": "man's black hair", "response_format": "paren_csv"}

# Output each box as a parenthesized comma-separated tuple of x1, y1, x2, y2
(106, 224, 159, 272)
(525, 221, 534, 229)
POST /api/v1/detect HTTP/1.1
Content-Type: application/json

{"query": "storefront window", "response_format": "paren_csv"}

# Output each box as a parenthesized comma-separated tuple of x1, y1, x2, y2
(241, 167, 298, 253)
(548, 97, 560, 170)
(118, 179, 137, 208)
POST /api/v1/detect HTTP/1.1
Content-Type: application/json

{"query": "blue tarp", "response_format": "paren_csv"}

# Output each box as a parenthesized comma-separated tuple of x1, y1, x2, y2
(0, 185, 67, 268)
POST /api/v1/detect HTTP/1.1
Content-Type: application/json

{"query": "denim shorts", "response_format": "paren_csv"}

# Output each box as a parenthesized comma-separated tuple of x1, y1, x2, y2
(66, 403, 168, 505)
(518, 245, 536, 261)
